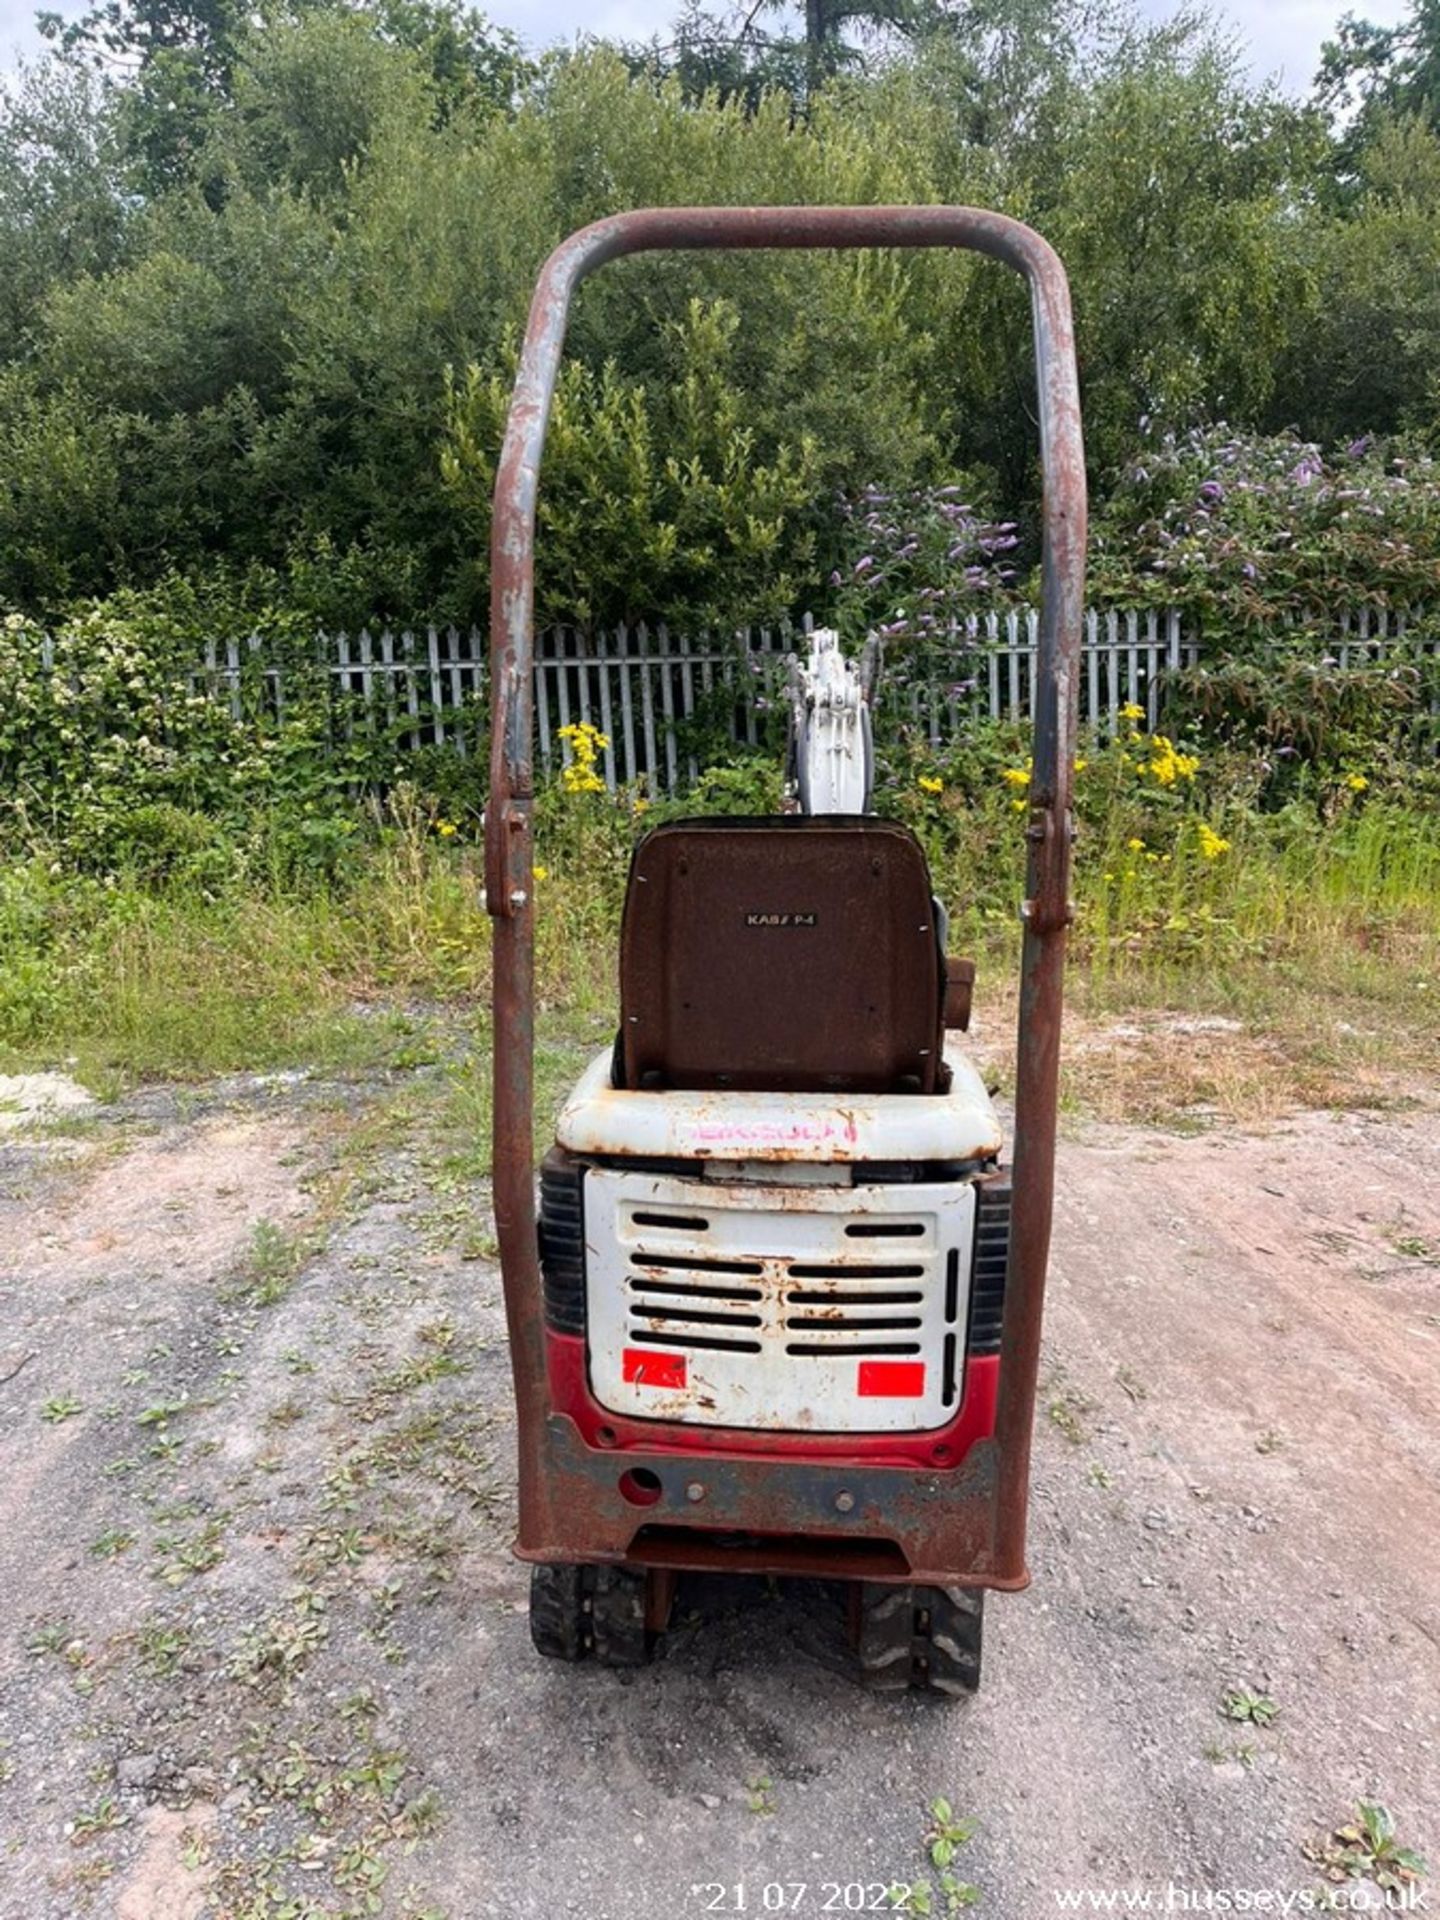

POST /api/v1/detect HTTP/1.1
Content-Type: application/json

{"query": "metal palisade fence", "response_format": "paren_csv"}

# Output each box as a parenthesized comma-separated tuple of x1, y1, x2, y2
(199, 605, 1436, 795)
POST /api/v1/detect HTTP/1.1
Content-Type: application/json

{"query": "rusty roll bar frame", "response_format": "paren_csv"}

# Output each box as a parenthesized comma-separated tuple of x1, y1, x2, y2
(486, 206, 1085, 1585)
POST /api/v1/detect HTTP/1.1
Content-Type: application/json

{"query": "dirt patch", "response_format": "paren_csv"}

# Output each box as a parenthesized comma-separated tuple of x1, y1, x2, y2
(0, 1109, 312, 1668)
(0, 1073, 94, 1134)
(0, 1067, 1435, 1919)
(114, 1805, 217, 1920)
(2, 1115, 309, 1289)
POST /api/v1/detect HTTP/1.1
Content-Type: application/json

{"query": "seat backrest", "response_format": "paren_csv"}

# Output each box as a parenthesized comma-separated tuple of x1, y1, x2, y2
(617, 817, 944, 1094)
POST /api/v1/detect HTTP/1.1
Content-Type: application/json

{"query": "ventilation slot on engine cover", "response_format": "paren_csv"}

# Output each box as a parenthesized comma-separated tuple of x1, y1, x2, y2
(627, 1254, 764, 1354)
(538, 1149, 586, 1335)
(781, 1266, 925, 1353)
(967, 1177, 1011, 1355)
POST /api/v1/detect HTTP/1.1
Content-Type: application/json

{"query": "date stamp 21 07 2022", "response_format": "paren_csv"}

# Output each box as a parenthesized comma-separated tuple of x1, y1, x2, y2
(686, 1886, 920, 1914)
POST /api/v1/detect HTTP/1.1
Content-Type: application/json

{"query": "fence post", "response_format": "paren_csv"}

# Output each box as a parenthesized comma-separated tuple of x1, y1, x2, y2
(637, 621, 659, 782)
(446, 625, 466, 756)
(594, 628, 617, 790)
(678, 628, 698, 785)
(425, 626, 445, 746)
(657, 620, 679, 792)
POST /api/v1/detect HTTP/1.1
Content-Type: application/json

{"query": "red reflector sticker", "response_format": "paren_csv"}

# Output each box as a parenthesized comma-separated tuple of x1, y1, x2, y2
(623, 1348, 687, 1390)
(857, 1360, 926, 1398)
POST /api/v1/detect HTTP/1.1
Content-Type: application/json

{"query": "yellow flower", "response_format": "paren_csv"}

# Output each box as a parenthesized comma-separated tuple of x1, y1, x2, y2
(558, 721, 610, 752)
(1126, 837, 1145, 852)
(633, 797, 651, 815)
(436, 820, 457, 838)
(557, 720, 610, 794)
(1001, 766, 1031, 789)
(532, 865, 548, 881)
(1119, 702, 1146, 723)
(1011, 797, 1026, 812)
(560, 766, 606, 794)
(1073, 757, 1087, 773)
(918, 774, 944, 794)
(1144, 735, 1199, 786)
(1196, 824, 1230, 860)
(1345, 772, 1368, 792)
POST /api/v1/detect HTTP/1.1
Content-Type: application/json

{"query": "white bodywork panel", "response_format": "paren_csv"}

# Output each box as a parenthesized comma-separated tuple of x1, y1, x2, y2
(584, 1168, 976, 1432)
(556, 1044, 1003, 1167)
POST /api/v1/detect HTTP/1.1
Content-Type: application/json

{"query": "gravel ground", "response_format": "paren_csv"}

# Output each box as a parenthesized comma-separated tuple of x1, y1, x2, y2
(0, 1058, 1436, 1920)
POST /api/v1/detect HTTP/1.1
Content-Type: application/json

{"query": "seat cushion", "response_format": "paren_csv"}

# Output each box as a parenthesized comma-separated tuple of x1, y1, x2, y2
(617, 817, 944, 1094)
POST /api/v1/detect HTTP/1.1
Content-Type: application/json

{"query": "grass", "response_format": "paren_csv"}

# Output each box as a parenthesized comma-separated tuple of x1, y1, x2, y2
(0, 829, 492, 1085)
(1, 766, 1436, 1131)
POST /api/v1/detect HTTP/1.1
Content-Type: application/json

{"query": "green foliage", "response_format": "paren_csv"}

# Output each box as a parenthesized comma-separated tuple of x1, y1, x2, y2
(1089, 425, 1440, 622)
(875, 699, 1440, 985)
(0, 60, 126, 351)
(624, 0, 933, 106)
(0, 578, 393, 878)
(648, 752, 785, 819)
(219, 10, 439, 202)
(1037, 38, 1318, 473)
(3, 0, 1440, 933)
(1305, 1800, 1429, 1893)
(829, 482, 1020, 658)
(0, 2, 1353, 623)
(1221, 1685, 1278, 1726)
(1167, 652, 1440, 805)
(442, 298, 824, 629)
(1318, 0, 1440, 148)
(1270, 116, 1440, 443)
(7, 0, 1440, 633)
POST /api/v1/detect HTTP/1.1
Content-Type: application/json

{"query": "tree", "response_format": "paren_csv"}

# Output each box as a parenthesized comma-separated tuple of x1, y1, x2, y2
(1317, 0, 1440, 131)
(0, 59, 127, 353)
(624, 0, 936, 107)
(36, 0, 527, 191)
(0, 1, 1409, 626)
(1034, 22, 1323, 480)
(1268, 116, 1440, 443)
(37, 0, 254, 190)
(368, 0, 530, 121)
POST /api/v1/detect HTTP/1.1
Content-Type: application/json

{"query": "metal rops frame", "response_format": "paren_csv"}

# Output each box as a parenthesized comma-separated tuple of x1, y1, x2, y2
(485, 207, 1086, 1585)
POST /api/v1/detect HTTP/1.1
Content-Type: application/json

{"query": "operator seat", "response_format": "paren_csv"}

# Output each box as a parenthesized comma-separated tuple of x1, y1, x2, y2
(615, 817, 961, 1095)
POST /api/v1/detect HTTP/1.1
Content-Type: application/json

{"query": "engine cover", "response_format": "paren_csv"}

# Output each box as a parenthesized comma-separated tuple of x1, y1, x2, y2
(584, 1167, 976, 1434)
